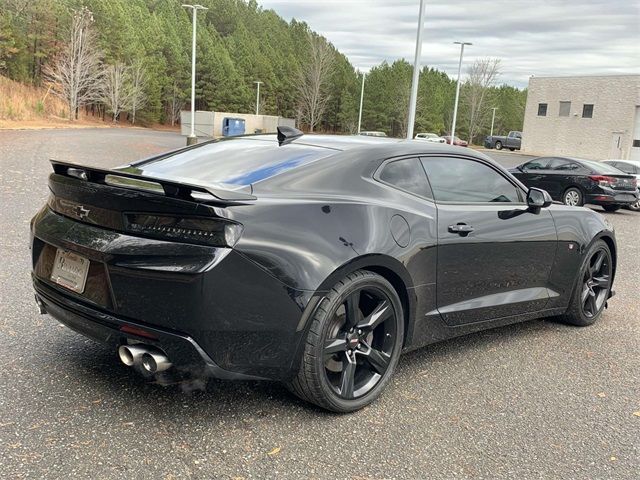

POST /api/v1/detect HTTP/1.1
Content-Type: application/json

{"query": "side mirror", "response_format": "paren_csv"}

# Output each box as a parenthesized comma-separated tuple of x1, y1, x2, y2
(527, 187, 552, 213)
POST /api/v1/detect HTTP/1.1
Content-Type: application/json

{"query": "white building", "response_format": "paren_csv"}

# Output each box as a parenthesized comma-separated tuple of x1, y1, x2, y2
(180, 111, 295, 138)
(521, 75, 640, 160)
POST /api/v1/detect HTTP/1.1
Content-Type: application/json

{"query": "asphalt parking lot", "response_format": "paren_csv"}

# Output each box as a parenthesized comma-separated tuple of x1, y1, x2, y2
(1, 128, 638, 479)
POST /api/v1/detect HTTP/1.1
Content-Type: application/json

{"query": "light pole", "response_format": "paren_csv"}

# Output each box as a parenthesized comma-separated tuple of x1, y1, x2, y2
(182, 4, 208, 146)
(357, 72, 365, 134)
(450, 41, 472, 145)
(406, 0, 427, 140)
(254, 81, 263, 115)
(490, 107, 497, 137)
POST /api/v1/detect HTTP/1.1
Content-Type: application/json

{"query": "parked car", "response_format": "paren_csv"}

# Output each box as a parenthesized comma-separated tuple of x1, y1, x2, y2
(509, 156, 638, 211)
(485, 131, 522, 151)
(441, 135, 468, 147)
(32, 128, 617, 412)
(602, 159, 640, 211)
(359, 131, 387, 137)
(414, 132, 445, 143)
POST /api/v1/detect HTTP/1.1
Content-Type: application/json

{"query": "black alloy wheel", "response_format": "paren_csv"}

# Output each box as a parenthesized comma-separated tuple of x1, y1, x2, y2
(287, 271, 403, 412)
(580, 248, 612, 319)
(556, 240, 612, 326)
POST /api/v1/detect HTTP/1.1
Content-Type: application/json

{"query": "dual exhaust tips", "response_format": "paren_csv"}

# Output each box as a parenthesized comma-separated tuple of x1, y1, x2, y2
(118, 344, 172, 374)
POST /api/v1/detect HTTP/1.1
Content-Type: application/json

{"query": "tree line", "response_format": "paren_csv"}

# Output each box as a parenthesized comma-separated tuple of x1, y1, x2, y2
(0, 0, 526, 142)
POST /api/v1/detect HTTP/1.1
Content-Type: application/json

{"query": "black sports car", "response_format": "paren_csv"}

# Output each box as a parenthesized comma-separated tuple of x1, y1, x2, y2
(31, 128, 617, 412)
(509, 156, 638, 211)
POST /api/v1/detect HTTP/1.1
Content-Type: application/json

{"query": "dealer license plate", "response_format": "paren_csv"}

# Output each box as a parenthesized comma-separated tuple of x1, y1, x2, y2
(50, 249, 90, 293)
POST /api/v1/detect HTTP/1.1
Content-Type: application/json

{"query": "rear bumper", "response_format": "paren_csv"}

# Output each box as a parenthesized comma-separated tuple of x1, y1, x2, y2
(585, 191, 638, 206)
(34, 278, 265, 380)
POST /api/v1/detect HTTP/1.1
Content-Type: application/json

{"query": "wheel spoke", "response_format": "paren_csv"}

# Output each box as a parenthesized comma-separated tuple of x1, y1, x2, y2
(362, 345, 391, 375)
(587, 295, 598, 315)
(339, 354, 356, 398)
(592, 275, 609, 289)
(324, 337, 347, 356)
(591, 251, 605, 273)
(344, 291, 361, 330)
(581, 284, 591, 305)
(357, 299, 391, 331)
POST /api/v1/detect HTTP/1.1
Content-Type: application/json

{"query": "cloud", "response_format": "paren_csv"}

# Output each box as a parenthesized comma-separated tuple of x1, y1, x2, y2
(258, 0, 640, 87)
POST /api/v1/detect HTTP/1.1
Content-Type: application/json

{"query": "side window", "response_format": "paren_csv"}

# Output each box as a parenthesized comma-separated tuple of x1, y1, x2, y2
(523, 158, 550, 170)
(549, 158, 580, 171)
(421, 157, 522, 203)
(378, 158, 432, 198)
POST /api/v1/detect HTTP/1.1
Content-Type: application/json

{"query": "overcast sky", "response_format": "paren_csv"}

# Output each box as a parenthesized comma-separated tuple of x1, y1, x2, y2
(258, 0, 640, 88)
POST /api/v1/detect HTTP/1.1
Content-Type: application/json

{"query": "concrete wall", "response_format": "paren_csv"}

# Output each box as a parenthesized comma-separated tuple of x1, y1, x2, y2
(521, 75, 640, 160)
(180, 111, 295, 138)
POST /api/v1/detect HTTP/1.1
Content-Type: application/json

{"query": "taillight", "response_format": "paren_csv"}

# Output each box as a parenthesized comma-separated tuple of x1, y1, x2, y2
(589, 175, 616, 187)
(124, 214, 243, 247)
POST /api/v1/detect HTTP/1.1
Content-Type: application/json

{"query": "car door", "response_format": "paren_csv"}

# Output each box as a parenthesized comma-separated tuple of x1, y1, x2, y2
(421, 155, 557, 326)
(512, 157, 551, 189)
(544, 158, 584, 199)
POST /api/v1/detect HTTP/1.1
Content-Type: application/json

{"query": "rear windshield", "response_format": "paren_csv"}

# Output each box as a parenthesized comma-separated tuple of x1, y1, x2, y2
(130, 138, 333, 186)
(579, 159, 630, 175)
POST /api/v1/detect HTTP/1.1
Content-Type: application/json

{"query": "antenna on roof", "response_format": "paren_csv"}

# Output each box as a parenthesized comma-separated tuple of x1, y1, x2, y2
(277, 126, 304, 146)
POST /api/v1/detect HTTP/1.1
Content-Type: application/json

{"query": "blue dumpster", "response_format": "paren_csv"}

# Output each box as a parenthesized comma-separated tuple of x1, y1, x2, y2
(222, 117, 246, 137)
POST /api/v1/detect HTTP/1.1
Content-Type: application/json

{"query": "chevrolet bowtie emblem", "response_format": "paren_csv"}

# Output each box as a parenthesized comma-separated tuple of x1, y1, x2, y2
(75, 205, 90, 219)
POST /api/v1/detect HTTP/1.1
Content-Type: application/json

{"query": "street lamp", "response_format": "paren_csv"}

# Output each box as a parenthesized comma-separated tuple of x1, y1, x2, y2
(182, 4, 208, 146)
(450, 41, 472, 145)
(490, 107, 498, 137)
(254, 81, 263, 115)
(406, 0, 427, 140)
(357, 72, 365, 134)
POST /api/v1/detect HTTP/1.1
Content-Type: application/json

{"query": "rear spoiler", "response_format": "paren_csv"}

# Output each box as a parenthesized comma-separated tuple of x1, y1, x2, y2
(50, 160, 256, 204)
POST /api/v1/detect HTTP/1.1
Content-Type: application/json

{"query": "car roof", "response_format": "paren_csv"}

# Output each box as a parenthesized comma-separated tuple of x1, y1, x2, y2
(604, 159, 640, 167)
(132, 134, 491, 190)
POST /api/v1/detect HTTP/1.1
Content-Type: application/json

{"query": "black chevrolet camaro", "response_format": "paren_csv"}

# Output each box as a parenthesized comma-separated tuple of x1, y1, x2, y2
(31, 128, 617, 412)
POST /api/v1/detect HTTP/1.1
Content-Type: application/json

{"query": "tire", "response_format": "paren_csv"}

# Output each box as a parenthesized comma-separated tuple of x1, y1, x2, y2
(509, 148, 515, 151)
(602, 205, 621, 212)
(627, 196, 640, 211)
(287, 270, 404, 412)
(563, 187, 583, 207)
(494, 141, 503, 150)
(554, 239, 612, 327)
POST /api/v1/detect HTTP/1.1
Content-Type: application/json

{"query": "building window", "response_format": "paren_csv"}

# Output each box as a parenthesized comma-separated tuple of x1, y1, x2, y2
(537, 103, 547, 116)
(559, 101, 571, 117)
(633, 140, 640, 148)
(582, 104, 594, 118)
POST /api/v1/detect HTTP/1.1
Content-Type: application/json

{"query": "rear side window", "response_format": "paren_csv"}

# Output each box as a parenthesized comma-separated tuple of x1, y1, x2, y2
(523, 158, 550, 170)
(378, 158, 432, 198)
(421, 157, 522, 203)
(548, 158, 581, 171)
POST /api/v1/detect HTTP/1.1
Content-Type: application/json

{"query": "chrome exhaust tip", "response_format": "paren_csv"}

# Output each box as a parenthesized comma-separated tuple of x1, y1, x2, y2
(140, 351, 172, 374)
(118, 345, 148, 367)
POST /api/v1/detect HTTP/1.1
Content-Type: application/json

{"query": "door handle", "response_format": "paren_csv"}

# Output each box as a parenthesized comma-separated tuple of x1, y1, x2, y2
(448, 223, 474, 235)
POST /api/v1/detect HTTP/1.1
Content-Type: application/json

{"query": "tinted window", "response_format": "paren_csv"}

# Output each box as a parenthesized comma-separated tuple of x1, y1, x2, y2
(379, 158, 432, 198)
(548, 158, 581, 171)
(580, 159, 630, 175)
(130, 138, 332, 186)
(615, 163, 638, 174)
(537, 103, 547, 116)
(523, 158, 550, 170)
(582, 104, 594, 118)
(421, 157, 522, 203)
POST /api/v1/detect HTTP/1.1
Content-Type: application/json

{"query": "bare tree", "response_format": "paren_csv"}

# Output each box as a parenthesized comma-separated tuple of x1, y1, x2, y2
(128, 62, 146, 124)
(463, 58, 501, 144)
(296, 34, 334, 132)
(166, 82, 185, 127)
(44, 7, 102, 120)
(99, 62, 132, 122)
